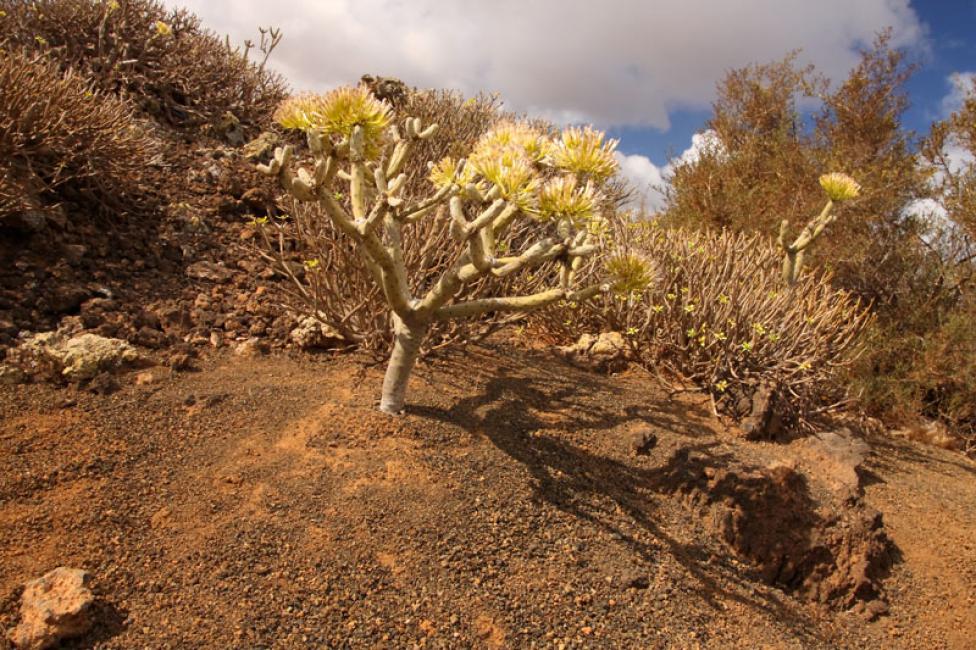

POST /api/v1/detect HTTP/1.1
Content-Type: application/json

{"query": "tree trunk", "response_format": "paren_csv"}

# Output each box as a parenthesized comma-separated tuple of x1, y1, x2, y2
(379, 314, 428, 414)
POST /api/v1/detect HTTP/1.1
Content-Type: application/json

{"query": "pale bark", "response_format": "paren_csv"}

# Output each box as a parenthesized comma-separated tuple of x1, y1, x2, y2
(379, 315, 428, 414)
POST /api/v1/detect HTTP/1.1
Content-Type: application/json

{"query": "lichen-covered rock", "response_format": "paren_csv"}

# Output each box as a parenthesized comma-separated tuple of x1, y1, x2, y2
(289, 317, 344, 351)
(234, 337, 268, 357)
(8, 567, 94, 650)
(10, 331, 145, 381)
(557, 331, 631, 372)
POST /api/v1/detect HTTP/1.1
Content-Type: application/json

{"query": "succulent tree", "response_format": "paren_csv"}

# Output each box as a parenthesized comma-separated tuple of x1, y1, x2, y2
(779, 172, 860, 285)
(258, 86, 643, 413)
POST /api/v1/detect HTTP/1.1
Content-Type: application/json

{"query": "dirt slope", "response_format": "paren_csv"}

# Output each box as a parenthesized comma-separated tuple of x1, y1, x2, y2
(1, 344, 974, 648)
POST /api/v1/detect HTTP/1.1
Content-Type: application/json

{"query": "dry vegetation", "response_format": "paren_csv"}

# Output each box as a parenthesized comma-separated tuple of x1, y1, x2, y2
(0, 49, 156, 223)
(255, 90, 543, 353)
(3, 4, 976, 648)
(0, 0, 287, 135)
(0, 2, 972, 448)
(660, 31, 976, 452)
(254, 88, 628, 357)
(538, 224, 870, 428)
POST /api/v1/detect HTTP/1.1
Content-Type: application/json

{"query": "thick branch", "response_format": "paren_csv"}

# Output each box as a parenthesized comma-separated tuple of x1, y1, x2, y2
(433, 284, 603, 321)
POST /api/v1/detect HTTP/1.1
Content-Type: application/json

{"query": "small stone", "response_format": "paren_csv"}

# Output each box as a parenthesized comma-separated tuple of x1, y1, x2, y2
(629, 430, 657, 456)
(185, 261, 234, 283)
(290, 317, 344, 351)
(8, 567, 94, 650)
(61, 244, 88, 265)
(0, 363, 27, 385)
(168, 353, 195, 372)
(242, 131, 279, 162)
(626, 574, 650, 590)
(864, 599, 889, 621)
(134, 371, 156, 386)
(234, 337, 268, 358)
(87, 372, 119, 395)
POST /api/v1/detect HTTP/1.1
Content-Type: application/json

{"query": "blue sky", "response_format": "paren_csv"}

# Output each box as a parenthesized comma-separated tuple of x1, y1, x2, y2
(610, 1, 976, 166)
(171, 1, 973, 204)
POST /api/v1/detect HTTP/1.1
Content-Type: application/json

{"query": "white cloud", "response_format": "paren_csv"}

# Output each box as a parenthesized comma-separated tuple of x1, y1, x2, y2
(667, 130, 725, 169)
(615, 151, 666, 210)
(942, 71, 976, 116)
(167, 0, 923, 130)
(614, 129, 724, 211)
(902, 197, 948, 223)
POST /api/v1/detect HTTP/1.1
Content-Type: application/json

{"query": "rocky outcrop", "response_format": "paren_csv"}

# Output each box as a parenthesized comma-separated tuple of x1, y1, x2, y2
(657, 444, 893, 611)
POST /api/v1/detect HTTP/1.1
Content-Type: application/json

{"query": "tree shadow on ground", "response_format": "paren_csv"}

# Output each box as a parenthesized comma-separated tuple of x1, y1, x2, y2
(410, 345, 824, 630)
(865, 434, 976, 480)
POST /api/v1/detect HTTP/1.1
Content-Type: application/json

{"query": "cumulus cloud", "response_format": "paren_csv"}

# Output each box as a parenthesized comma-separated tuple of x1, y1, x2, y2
(614, 129, 723, 211)
(167, 0, 923, 129)
(614, 152, 666, 210)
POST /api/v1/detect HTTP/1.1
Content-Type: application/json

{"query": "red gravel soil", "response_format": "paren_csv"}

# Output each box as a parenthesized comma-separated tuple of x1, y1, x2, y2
(1, 343, 974, 648)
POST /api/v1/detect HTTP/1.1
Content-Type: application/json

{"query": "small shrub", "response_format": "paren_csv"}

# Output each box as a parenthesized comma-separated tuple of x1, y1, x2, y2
(256, 88, 564, 352)
(0, 49, 156, 223)
(540, 224, 871, 429)
(256, 86, 627, 413)
(0, 0, 288, 134)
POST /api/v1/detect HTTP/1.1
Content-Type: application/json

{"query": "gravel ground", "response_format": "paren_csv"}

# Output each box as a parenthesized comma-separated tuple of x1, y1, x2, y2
(1, 344, 974, 648)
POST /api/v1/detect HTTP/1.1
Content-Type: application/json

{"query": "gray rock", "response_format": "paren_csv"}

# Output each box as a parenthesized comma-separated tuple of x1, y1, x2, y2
(793, 427, 870, 498)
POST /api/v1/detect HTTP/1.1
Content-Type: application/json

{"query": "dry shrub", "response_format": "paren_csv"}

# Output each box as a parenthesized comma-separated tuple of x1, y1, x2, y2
(0, 0, 287, 135)
(256, 88, 556, 352)
(0, 49, 156, 223)
(539, 223, 871, 428)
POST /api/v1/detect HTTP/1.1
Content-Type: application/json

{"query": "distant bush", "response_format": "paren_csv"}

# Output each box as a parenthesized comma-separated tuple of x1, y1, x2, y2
(539, 224, 871, 429)
(0, 0, 288, 135)
(0, 49, 156, 223)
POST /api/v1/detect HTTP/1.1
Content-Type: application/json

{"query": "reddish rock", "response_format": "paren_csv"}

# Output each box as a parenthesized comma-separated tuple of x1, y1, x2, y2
(185, 261, 234, 283)
(8, 567, 94, 650)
